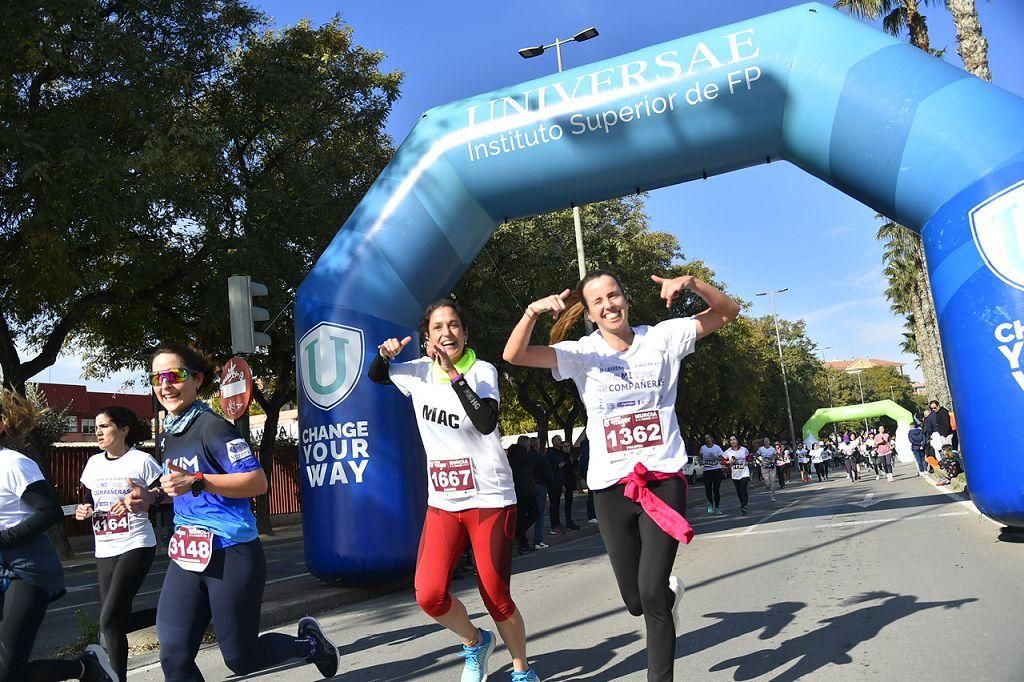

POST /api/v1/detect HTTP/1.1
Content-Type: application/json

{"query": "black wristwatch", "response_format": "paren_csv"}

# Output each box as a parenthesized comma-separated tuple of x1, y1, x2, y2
(191, 471, 207, 497)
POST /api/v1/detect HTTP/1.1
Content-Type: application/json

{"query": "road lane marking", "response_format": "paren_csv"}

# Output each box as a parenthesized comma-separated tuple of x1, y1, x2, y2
(702, 510, 970, 539)
(741, 498, 801, 535)
(853, 492, 877, 508)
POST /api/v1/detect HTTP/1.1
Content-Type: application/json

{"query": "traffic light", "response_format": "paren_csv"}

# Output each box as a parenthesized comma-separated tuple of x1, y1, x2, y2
(228, 275, 271, 354)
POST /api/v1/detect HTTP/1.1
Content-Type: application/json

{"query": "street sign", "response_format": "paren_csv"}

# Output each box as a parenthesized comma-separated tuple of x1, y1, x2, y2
(220, 356, 253, 422)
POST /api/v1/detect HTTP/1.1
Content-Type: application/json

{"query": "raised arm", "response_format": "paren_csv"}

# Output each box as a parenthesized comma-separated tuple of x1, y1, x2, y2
(501, 290, 571, 369)
(650, 275, 740, 340)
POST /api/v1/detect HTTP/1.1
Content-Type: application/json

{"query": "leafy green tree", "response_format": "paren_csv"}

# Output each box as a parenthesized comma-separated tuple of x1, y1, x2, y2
(75, 18, 401, 533)
(0, 0, 263, 392)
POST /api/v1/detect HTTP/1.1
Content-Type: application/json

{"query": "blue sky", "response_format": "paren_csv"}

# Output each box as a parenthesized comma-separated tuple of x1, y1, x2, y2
(36, 0, 1023, 389)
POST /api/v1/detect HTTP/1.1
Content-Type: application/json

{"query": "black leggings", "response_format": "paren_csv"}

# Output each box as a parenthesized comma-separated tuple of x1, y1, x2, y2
(732, 477, 749, 508)
(564, 487, 577, 528)
(594, 477, 685, 682)
(703, 468, 722, 507)
(157, 539, 310, 681)
(0, 580, 83, 681)
(97, 545, 156, 681)
(879, 454, 893, 474)
(813, 463, 826, 481)
(549, 485, 563, 529)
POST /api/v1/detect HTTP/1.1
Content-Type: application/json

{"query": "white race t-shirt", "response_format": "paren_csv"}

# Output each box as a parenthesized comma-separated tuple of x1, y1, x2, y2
(796, 448, 809, 464)
(389, 357, 516, 512)
(810, 448, 824, 464)
(699, 444, 724, 471)
(552, 318, 698, 490)
(0, 448, 46, 530)
(756, 446, 776, 470)
(727, 447, 750, 480)
(80, 448, 162, 558)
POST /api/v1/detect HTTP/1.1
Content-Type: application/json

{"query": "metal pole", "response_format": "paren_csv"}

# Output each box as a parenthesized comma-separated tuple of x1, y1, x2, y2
(769, 292, 798, 449)
(554, 37, 564, 73)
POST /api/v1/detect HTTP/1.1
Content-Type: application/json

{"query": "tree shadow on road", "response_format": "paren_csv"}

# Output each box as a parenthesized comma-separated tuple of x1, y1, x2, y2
(708, 591, 976, 681)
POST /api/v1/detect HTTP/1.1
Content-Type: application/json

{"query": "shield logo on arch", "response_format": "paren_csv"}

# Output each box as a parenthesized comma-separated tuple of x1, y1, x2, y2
(970, 180, 1024, 292)
(299, 322, 365, 410)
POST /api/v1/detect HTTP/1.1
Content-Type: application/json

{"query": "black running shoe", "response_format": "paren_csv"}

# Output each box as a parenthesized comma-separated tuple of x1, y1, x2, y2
(81, 644, 117, 682)
(298, 616, 340, 678)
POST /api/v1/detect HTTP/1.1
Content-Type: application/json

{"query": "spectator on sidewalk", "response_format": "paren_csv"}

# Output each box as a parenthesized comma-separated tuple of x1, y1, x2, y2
(563, 446, 581, 531)
(508, 441, 538, 553)
(545, 436, 567, 534)
(527, 437, 554, 548)
(580, 436, 597, 523)
(937, 445, 963, 485)
(908, 419, 928, 475)
(925, 400, 953, 457)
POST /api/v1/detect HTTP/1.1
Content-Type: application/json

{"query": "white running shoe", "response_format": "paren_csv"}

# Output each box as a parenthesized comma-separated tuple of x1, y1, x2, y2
(887, 473, 894, 482)
(588, 518, 599, 524)
(669, 575, 684, 632)
(876, 474, 881, 480)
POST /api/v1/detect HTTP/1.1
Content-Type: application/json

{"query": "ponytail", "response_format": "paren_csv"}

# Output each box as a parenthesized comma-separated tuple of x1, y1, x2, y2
(549, 299, 586, 345)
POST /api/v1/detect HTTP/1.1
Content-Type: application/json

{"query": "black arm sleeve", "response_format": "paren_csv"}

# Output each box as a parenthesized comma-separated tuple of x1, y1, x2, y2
(0, 480, 63, 549)
(368, 353, 393, 385)
(451, 378, 499, 435)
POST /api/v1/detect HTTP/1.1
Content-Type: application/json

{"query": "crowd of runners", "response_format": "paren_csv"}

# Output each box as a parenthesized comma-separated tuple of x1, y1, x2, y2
(1, 267, 956, 682)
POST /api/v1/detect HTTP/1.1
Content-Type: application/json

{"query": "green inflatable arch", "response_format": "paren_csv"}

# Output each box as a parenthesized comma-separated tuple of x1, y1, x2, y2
(802, 400, 914, 463)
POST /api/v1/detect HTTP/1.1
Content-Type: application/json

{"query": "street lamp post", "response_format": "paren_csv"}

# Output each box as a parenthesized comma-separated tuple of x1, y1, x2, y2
(756, 288, 798, 449)
(519, 28, 598, 329)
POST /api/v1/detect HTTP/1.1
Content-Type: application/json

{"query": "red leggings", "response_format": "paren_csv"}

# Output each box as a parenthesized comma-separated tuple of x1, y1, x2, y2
(415, 505, 517, 622)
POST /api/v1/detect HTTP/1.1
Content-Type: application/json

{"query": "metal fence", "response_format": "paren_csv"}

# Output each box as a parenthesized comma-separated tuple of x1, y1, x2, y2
(48, 444, 303, 536)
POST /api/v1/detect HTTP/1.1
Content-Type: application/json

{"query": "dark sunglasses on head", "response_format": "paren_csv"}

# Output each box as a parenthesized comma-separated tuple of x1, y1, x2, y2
(150, 368, 197, 387)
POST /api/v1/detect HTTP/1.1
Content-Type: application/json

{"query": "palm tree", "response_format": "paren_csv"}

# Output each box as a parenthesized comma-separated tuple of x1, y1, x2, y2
(836, 0, 955, 406)
(835, 0, 934, 50)
(946, 0, 992, 81)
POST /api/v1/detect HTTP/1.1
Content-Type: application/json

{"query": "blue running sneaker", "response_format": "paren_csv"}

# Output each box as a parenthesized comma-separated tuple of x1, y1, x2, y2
(511, 667, 542, 682)
(460, 628, 495, 682)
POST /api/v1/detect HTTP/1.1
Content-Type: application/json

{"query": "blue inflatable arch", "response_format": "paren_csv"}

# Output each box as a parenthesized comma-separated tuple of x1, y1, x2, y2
(295, 2, 1024, 582)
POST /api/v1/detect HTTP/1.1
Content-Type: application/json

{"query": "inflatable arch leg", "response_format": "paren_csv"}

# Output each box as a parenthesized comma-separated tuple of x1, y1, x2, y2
(802, 400, 915, 463)
(296, 2, 1024, 582)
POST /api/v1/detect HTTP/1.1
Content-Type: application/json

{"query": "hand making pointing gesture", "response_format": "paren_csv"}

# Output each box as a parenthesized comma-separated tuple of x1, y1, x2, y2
(651, 274, 696, 308)
(525, 289, 572, 320)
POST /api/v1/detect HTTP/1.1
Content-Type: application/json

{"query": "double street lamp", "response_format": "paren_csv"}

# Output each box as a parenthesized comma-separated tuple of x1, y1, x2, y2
(756, 288, 798, 450)
(519, 28, 599, 330)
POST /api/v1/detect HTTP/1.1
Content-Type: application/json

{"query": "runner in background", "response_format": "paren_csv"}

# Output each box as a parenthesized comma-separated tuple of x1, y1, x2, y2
(371, 301, 540, 682)
(504, 270, 740, 682)
(127, 342, 339, 681)
(810, 442, 825, 482)
(796, 443, 810, 483)
(0, 389, 117, 682)
(874, 425, 894, 482)
(699, 434, 725, 515)
(756, 439, 778, 502)
(842, 438, 860, 482)
(726, 436, 751, 515)
(76, 406, 161, 682)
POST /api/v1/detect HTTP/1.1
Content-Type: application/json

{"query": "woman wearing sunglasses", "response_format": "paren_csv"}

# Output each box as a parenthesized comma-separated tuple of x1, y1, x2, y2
(75, 406, 161, 682)
(0, 389, 117, 682)
(127, 342, 340, 681)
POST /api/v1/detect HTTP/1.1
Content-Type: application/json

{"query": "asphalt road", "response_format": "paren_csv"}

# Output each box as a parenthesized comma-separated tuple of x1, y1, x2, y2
(123, 461, 1024, 681)
(38, 530, 310, 655)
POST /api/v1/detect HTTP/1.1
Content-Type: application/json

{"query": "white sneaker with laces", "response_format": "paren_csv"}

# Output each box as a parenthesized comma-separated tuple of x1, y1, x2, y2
(669, 575, 684, 632)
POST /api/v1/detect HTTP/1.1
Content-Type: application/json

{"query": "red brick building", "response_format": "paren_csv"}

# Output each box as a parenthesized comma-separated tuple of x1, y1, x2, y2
(34, 383, 155, 443)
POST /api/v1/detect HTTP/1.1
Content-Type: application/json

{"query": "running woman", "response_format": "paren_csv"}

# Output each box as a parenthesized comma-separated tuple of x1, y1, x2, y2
(810, 442, 825, 482)
(126, 342, 339, 681)
(796, 443, 810, 483)
(874, 425, 894, 482)
(370, 300, 540, 682)
(755, 438, 778, 502)
(699, 435, 725, 515)
(0, 389, 117, 682)
(725, 436, 751, 515)
(75, 406, 161, 682)
(503, 270, 739, 681)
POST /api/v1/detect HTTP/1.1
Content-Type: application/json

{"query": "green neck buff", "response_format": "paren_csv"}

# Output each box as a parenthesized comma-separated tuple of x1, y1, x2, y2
(432, 347, 477, 383)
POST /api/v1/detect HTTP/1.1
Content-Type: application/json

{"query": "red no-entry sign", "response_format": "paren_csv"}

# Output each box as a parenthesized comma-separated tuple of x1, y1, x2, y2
(220, 356, 253, 422)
